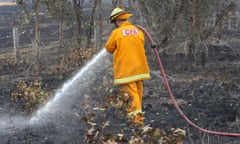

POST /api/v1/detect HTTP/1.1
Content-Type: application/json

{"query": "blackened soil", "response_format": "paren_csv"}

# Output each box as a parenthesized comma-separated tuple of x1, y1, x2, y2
(0, 42, 240, 144)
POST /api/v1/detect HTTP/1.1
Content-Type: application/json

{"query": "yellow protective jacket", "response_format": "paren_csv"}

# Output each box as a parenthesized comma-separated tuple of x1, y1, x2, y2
(105, 21, 150, 85)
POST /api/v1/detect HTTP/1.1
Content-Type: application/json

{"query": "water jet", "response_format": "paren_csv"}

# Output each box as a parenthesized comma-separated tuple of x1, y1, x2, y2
(30, 48, 108, 123)
(0, 49, 108, 133)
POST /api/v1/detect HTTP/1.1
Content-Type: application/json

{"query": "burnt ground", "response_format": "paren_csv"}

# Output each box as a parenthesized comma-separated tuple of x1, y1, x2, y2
(0, 37, 240, 144)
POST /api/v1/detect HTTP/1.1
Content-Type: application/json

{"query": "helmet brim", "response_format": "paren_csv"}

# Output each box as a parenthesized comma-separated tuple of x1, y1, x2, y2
(110, 12, 132, 23)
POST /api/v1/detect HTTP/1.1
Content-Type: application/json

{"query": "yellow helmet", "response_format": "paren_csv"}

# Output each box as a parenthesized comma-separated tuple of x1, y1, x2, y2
(110, 7, 132, 23)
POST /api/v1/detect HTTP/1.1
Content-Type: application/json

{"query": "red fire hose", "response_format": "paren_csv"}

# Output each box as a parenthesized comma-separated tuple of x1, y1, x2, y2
(136, 25, 240, 137)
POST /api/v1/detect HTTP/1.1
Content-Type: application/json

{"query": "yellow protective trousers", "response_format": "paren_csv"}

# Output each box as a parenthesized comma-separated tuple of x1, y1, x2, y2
(120, 81, 143, 116)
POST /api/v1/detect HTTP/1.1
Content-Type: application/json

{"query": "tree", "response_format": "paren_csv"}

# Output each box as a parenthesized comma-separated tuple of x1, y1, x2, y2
(97, 0, 103, 49)
(59, 0, 64, 50)
(33, 0, 40, 72)
(86, 0, 97, 48)
(73, 0, 84, 47)
(112, 0, 123, 8)
(136, 0, 236, 66)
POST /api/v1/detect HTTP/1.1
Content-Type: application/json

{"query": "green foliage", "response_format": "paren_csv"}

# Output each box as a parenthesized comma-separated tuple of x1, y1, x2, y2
(10, 80, 50, 113)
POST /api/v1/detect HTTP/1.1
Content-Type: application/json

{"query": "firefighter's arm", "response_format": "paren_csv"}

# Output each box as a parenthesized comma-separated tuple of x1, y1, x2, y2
(105, 31, 116, 53)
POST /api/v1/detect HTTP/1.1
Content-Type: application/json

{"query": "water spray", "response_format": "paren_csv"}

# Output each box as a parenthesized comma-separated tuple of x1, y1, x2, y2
(30, 48, 107, 123)
(0, 48, 108, 133)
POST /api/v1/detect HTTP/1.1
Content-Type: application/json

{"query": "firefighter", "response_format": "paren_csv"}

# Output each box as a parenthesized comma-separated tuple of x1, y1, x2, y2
(105, 7, 150, 127)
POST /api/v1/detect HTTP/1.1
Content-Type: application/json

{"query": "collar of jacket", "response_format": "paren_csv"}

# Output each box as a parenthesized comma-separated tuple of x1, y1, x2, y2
(118, 21, 132, 27)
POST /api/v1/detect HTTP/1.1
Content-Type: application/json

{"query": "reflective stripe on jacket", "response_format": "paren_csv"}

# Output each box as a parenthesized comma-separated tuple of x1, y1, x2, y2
(105, 21, 150, 85)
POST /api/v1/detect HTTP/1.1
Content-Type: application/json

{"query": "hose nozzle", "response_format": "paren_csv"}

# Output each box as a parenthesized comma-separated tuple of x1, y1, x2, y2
(151, 44, 157, 49)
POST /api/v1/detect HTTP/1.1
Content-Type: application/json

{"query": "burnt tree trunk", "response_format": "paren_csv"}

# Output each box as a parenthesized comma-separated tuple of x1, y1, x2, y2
(73, 0, 83, 47)
(86, 0, 97, 49)
(34, 0, 40, 73)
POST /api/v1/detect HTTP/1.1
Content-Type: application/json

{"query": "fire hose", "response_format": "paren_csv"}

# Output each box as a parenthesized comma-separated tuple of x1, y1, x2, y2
(136, 25, 240, 137)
